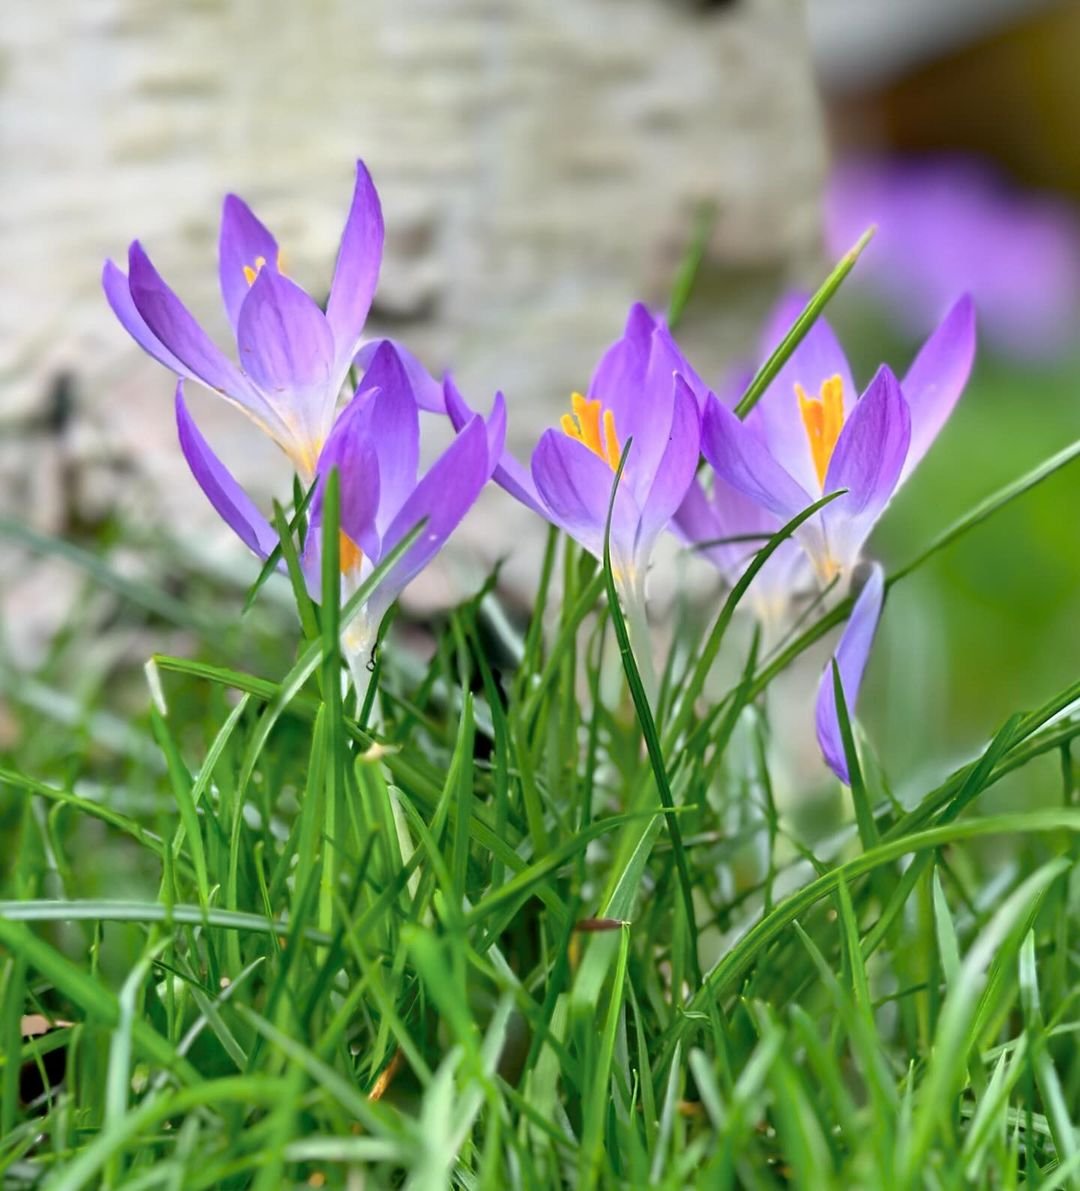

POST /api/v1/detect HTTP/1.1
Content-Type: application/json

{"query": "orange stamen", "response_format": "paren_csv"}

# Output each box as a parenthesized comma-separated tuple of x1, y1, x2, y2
(561, 392, 622, 470)
(242, 250, 286, 286)
(797, 374, 845, 488)
(242, 255, 267, 286)
(339, 530, 363, 575)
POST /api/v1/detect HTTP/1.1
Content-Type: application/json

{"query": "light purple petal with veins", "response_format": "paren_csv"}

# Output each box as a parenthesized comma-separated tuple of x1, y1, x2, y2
(753, 293, 857, 494)
(815, 564, 885, 783)
(652, 320, 711, 409)
(702, 395, 817, 524)
(899, 295, 976, 484)
(675, 472, 789, 585)
(531, 429, 641, 570)
(635, 375, 701, 554)
(367, 416, 492, 621)
(326, 161, 384, 380)
(340, 341, 420, 534)
(236, 267, 337, 463)
(218, 194, 279, 334)
(482, 390, 509, 471)
(591, 307, 682, 497)
(127, 242, 271, 424)
(820, 366, 910, 572)
(701, 393, 833, 573)
(175, 382, 278, 560)
(355, 338, 446, 413)
(311, 390, 383, 561)
(103, 259, 190, 378)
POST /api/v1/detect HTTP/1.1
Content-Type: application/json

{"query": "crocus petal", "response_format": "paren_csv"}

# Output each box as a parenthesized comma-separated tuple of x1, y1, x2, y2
(311, 389, 383, 561)
(821, 366, 911, 573)
(635, 375, 702, 555)
(899, 294, 976, 484)
(482, 390, 509, 471)
(344, 341, 420, 532)
(236, 267, 337, 468)
(589, 303, 655, 410)
(674, 471, 775, 578)
(753, 293, 858, 494)
(368, 415, 491, 620)
(701, 394, 818, 523)
(591, 308, 678, 497)
(531, 429, 641, 568)
(127, 242, 269, 416)
(326, 160, 384, 379)
(672, 475, 718, 546)
(355, 338, 446, 413)
(652, 320, 711, 408)
(702, 393, 835, 577)
(219, 193, 280, 334)
(444, 378, 545, 515)
(815, 564, 885, 783)
(174, 382, 278, 560)
(103, 259, 190, 378)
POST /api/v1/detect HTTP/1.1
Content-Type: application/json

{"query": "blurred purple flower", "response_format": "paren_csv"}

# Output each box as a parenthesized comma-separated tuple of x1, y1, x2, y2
(445, 304, 703, 602)
(175, 341, 502, 688)
(827, 156, 1080, 362)
(700, 292, 975, 582)
(105, 160, 394, 480)
(815, 563, 885, 784)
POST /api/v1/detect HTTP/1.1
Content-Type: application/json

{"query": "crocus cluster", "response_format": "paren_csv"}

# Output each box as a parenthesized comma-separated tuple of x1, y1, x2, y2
(107, 159, 976, 782)
(106, 162, 500, 695)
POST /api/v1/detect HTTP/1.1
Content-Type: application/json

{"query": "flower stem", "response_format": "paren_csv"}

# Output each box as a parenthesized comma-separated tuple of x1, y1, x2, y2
(623, 586, 658, 706)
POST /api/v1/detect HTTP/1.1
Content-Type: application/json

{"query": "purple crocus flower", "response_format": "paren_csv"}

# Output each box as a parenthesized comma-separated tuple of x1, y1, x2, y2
(175, 341, 502, 691)
(445, 304, 703, 605)
(815, 563, 885, 784)
(673, 368, 811, 630)
(700, 291, 976, 583)
(827, 156, 1080, 362)
(104, 160, 395, 480)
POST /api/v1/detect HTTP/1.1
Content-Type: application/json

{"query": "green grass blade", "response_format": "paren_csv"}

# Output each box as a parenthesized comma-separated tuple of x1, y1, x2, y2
(666, 201, 716, 330)
(601, 439, 702, 989)
(665, 487, 845, 751)
(0, 917, 199, 1085)
(732, 226, 875, 419)
(663, 811, 1080, 1064)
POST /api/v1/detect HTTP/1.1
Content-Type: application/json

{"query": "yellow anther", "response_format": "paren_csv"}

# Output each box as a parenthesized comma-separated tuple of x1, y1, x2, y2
(603, 409, 620, 470)
(339, 530, 363, 575)
(243, 250, 287, 287)
(797, 373, 845, 489)
(561, 392, 622, 470)
(243, 255, 268, 286)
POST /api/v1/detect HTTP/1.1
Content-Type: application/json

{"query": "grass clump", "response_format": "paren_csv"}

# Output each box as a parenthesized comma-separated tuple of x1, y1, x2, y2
(1, 232, 1079, 1189)
(0, 431, 1079, 1189)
